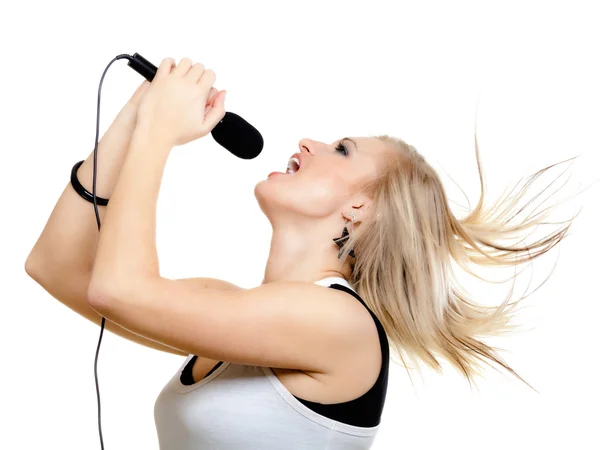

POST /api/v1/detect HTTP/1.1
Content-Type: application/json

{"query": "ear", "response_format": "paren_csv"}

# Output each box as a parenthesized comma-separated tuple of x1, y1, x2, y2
(343, 193, 373, 224)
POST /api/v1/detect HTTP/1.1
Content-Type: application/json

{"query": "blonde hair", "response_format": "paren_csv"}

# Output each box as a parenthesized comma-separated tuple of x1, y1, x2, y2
(336, 133, 581, 391)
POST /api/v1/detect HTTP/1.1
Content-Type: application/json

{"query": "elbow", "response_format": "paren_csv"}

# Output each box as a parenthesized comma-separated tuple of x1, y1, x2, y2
(87, 275, 144, 313)
(86, 288, 111, 313)
(86, 278, 119, 313)
(24, 258, 35, 278)
(25, 255, 43, 280)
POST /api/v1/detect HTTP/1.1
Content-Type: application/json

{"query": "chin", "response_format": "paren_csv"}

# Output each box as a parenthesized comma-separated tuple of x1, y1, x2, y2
(253, 179, 277, 219)
(253, 174, 288, 201)
(253, 178, 298, 225)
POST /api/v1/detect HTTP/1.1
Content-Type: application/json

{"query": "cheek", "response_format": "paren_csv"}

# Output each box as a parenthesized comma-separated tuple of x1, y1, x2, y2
(292, 171, 349, 215)
(254, 171, 349, 218)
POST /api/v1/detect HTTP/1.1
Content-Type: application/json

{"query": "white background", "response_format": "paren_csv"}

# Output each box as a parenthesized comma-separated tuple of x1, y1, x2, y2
(2, 1, 599, 449)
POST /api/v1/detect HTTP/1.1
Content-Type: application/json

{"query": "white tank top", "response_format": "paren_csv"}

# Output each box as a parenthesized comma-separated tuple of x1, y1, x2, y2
(154, 277, 382, 449)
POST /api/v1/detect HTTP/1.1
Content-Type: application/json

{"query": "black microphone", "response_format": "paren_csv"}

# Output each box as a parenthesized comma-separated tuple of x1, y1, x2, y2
(127, 52, 263, 160)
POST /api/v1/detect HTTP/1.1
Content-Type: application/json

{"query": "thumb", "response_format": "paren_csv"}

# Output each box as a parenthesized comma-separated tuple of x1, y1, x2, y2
(204, 90, 227, 130)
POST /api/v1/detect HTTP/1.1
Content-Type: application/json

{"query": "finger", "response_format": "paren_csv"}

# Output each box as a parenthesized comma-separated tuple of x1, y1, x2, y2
(155, 57, 176, 81)
(197, 68, 216, 96)
(187, 62, 206, 83)
(173, 57, 193, 76)
(204, 89, 226, 129)
(211, 89, 226, 109)
(204, 89, 220, 117)
(206, 87, 218, 106)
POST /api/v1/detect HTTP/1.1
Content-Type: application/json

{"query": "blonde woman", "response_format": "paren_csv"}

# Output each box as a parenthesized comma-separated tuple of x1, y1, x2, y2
(25, 57, 576, 449)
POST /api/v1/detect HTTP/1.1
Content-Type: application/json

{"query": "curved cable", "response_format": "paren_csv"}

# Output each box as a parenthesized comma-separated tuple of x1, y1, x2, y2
(90, 53, 134, 450)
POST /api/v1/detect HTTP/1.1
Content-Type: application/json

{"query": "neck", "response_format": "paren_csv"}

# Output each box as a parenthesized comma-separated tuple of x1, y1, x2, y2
(261, 224, 351, 285)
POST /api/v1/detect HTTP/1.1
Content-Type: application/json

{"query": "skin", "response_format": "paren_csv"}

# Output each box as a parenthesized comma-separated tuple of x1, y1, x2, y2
(254, 136, 393, 285)
(84, 59, 394, 396)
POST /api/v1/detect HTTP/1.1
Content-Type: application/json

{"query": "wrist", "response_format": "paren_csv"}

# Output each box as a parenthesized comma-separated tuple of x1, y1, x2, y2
(132, 121, 174, 154)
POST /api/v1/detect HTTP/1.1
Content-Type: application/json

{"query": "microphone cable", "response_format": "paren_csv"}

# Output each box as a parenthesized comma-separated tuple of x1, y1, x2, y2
(85, 52, 263, 449)
(89, 52, 132, 450)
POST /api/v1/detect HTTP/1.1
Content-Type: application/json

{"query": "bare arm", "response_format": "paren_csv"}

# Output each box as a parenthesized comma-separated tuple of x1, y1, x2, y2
(25, 81, 222, 356)
(26, 81, 151, 273)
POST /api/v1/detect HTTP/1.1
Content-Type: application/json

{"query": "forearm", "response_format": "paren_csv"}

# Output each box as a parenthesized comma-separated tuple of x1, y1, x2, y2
(77, 104, 138, 199)
(89, 124, 172, 297)
(25, 104, 138, 274)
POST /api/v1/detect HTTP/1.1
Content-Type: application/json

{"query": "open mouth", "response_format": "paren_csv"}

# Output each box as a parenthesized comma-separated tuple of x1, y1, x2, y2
(286, 156, 300, 174)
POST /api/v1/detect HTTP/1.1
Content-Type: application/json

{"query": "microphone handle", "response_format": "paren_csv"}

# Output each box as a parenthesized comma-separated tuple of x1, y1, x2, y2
(127, 52, 158, 82)
(127, 52, 226, 125)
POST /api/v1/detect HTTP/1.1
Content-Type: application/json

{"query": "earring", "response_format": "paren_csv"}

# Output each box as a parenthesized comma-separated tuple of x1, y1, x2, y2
(332, 212, 356, 258)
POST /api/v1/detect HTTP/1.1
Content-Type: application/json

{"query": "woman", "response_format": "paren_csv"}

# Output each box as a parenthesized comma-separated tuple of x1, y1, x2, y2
(25, 58, 574, 449)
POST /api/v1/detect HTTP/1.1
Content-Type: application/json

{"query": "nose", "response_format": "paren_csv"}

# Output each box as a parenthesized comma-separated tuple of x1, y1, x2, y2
(298, 138, 327, 156)
(298, 138, 312, 155)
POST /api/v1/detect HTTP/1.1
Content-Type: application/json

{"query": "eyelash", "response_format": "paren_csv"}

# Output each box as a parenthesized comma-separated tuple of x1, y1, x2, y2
(335, 142, 349, 156)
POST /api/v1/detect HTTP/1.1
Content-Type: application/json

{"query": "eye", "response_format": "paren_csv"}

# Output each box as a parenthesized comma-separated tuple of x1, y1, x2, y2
(335, 141, 349, 156)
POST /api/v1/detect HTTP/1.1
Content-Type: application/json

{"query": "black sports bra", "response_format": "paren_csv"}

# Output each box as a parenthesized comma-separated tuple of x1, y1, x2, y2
(180, 283, 389, 427)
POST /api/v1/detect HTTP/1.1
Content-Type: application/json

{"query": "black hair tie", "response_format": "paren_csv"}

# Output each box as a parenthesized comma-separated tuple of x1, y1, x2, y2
(70, 160, 109, 205)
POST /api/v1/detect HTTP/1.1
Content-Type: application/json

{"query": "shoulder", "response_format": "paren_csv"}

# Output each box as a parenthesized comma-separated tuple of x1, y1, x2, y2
(245, 281, 381, 365)
(246, 280, 373, 326)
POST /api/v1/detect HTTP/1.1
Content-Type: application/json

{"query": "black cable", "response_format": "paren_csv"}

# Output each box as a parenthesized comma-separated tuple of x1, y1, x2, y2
(90, 53, 135, 450)
(88, 53, 262, 449)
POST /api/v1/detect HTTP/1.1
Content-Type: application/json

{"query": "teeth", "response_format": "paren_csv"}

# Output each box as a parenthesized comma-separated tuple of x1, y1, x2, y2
(286, 157, 300, 174)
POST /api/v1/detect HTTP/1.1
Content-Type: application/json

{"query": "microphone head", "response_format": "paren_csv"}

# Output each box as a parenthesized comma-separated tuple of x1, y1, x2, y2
(211, 112, 263, 159)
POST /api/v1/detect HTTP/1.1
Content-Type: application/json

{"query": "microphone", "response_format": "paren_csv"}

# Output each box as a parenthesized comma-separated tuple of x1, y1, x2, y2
(127, 52, 263, 159)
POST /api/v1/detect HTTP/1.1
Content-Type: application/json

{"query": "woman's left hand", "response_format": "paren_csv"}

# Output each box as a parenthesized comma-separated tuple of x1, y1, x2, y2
(137, 57, 227, 148)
